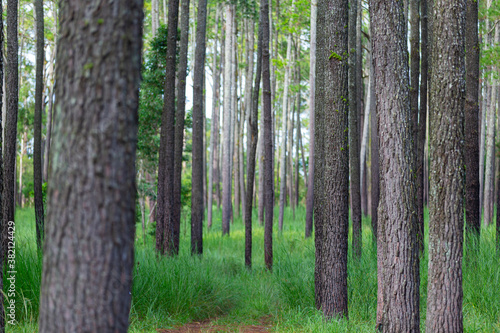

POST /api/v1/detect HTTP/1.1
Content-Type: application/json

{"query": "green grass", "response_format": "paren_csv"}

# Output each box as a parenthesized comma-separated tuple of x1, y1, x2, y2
(7, 206, 500, 332)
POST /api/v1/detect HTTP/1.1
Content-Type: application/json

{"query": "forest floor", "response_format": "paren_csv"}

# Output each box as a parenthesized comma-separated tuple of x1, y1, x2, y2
(9, 206, 500, 332)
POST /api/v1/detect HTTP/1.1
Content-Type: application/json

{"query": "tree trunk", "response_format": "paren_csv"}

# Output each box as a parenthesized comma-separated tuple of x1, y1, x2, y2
(417, 0, 428, 254)
(370, 52, 379, 244)
(245, 13, 262, 268)
(465, 0, 480, 238)
(258, 99, 265, 224)
(262, 0, 274, 270)
(0, 3, 4, 331)
(222, 4, 234, 235)
(305, 0, 317, 238)
(357, 0, 366, 216)
(410, 0, 422, 253)
(208, 6, 221, 229)
(152, 0, 160, 37)
(34, 0, 44, 251)
(156, 0, 180, 255)
(314, 0, 349, 319)
(38, 1, 143, 331)
(349, 0, 361, 259)
(191, 0, 207, 255)
(279, 30, 293, 232)
(4, 0, 19, 270)
(426, 0, 466, 330)
(359, 68, 371, 221)
(371, 1, 420, 331)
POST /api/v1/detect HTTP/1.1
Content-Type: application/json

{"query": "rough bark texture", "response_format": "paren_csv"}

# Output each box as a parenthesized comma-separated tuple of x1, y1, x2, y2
(465, 0, 480, 237)
(410, 0, 423, 253)
(349, 0, 361, 259)
(157, 0, 180, 255)
(34, 0, 44, 251)
(417, 0, 428, 254)
(3, 0, 18, 264)
(191, 0, 207, 255)
(426, 0, 466, 331)
(370, 1, 420, 331)
(315, 0, 349, 318)
(245, 14, 262, 268)
(222, 4, 234, 235)
(262, 0, 273, 270)
(38, 1, 143, 331)
(305, 0, 317, 238)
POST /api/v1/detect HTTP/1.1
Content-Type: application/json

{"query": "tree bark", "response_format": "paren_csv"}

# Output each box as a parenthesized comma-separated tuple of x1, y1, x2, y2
(0, 3, 4, 331)
(245, 13, 262, 268)
(370, 1, 420, 331)
(191, 0, 207, 255)
(315, 0, 349, 319)
(4, 0, 19, 266)
(222, 4, 234, 235)
(208, 6, 221, 229)
(417, 0, 428, 254)
(173, 0, 190, 254)
(349, 0, 361, 259)
(262, 0, 274, 270)
(156, 0, 180, 255)
(370, 53, 379, 244)
(305, 0, 317, 238)
(38, 1, 143, 331)
(465, 0, 480, 237)
(410, 0, 422, 253)
(34, 0, 44, 251)
(152, 0, 160, 37)
(426, 0, 466, 330)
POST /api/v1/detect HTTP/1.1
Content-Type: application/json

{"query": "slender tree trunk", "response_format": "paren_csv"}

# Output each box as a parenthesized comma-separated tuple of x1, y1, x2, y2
(191, 0, 207, 255)
(38, 1, 143, 331)
(426, 0, 466, 330)
(152, 0, 159, 37)
(359, 70, 371, 221)
(163, 0, 167, 24)
(305, 0, 317, 238)
(208, 6, 221, 229)
(370, 52, 379, 244)
(410, 0, 422, 253)
(262, 0, 274, 270)
(465, 0, 480, 238)
(371, 0, 420, 331)
(4, 0, 19, 270)
(156, 0, 180, 255)
(295, 66, 301, 207)
(279, 30, 293, 232)
(349, 0, 361, 259)
(357, 0, 366, 216)
(222, 4, 234, 235)
(245, 13, 262, 268)
(34, 0, 44, 251)
(417, 0, 428, 254)
(258, 100, 265, 224)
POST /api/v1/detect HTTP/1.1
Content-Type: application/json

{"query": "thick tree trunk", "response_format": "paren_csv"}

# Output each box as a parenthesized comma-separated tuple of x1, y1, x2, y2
(156, 0, 180, 255)
(38, 1, 143, 331)
(465, 0, 480, 237)
(315, 0, 349, 319)
(349, 0, 361, 259)
(245, 13, 262, 268)
(371, 1, 420, 331)
(191, 0, 207, 255)
(305, 0, 317, 238)
(222, 4, 234, 235)
(426, 0, 466, 330)
(208, 6, 221, 229)
(262, 0, 274, 270)
(34, 0, 44, 251)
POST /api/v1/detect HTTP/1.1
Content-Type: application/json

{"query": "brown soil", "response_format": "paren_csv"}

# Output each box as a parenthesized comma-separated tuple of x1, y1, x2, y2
(158, 316, 273, 333)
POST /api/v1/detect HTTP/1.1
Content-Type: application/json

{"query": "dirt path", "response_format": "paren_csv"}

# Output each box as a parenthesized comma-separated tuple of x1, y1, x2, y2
(158, 316, 273, 333)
